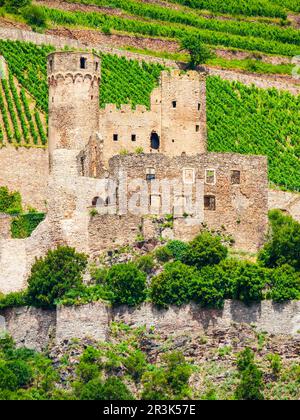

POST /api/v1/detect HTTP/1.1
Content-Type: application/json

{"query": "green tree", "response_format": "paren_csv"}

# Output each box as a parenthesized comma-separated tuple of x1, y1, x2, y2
(27, 246, 88, 308)
(231, 262, 268, 304)
(258, 210, 300, 270)
(180, 34, 215, 68)
(268, 264, 300, 302)
(105, 263, 147, 306)
(181, 232, 228, 270)
(150, 261, 198, 307)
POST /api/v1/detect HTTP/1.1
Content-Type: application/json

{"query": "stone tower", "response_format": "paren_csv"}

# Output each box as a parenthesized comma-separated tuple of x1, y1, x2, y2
(47, 51, 101, 168)
(160, 70, 207, 156)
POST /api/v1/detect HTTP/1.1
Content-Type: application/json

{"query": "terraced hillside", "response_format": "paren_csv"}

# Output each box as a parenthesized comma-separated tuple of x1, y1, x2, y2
(34, 0, 300, 59)
(0, 39, 300, 192)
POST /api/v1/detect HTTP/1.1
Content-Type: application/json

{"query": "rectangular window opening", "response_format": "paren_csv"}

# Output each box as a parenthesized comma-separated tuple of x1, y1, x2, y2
(204, 195, 216, 211)
(131, 134, 136, 142)
(196, 125, 200, 132)
(80, 57, 87, 69)
(172, 101, 177, 108)
(231, 170, 241, 185)
(113, 134, 118, 142)
(205, 169, 216, 185)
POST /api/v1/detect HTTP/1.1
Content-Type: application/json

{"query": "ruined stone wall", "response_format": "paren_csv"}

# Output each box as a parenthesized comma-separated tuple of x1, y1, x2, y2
(99, 70, 207, 164)
(1, 300, 299, 351)
(0, 146, 48, 211)
(99, 103, 160, 164)
(268, 189, 300, 222)
(160, 70, 207, 156)
(108, 152, 268, 252)
(88, 214, 142, 257)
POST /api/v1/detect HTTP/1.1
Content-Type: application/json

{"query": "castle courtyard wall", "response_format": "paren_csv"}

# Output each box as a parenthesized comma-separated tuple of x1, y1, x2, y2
(1, 300, 299, 351)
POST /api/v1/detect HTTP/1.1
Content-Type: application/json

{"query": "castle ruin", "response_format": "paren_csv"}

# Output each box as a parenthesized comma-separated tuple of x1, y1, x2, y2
(0, 51, 268, 294)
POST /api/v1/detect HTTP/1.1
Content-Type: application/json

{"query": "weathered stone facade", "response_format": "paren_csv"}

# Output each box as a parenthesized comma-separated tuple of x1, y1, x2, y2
(1, 300, 299, 351)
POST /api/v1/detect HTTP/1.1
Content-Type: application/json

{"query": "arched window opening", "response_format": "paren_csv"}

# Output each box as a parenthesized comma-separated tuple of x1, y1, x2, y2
(92, 196, 99, 207)
(150, 132, 160, 150)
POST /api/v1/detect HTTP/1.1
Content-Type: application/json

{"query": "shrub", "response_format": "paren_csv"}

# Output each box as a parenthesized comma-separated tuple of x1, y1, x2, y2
(142, 351, 192, 400)
(267, 264, 300, 302)
(231, 262, 268, 304)
(0, 186, 22, 214)
(6, 360, 32, 388)
(267, 354, 282, 376)
(0, 291, 28, 310)
(235, 348, 264, 401)
(0, 362, 18, 391)
(22, 5, 47, 28)
(124, 350, 148, 381)
(27, 247, 88, 308)
(80, 377, 134, 400)
(181, 232, 228, 270)
(136, 255, 155, 274)
(150, 261, 198, 307)
(258, 210, 300, 271)
(166, 240, 189, 261)
(56, 284, 113, 306)
(154, 246, 173, 263)
(190, 265, 226, 309)
(4, 0, 30, 13)
(105, 263, 147, 306)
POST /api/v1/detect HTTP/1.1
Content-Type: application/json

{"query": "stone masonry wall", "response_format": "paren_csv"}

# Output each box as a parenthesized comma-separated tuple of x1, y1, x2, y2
(268, 189, 300, 222)
(108, 153, 268, 252)
(0, 300, 299, 351)
(0, 146, 49, 212)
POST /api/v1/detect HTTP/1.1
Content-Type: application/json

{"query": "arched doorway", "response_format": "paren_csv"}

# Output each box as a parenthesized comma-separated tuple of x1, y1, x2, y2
(150, 132, 160, 150)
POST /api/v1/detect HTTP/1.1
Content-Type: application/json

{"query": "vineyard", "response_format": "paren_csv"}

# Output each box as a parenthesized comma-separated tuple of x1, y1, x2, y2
(40, 5, 300, 58)
(0, 40, 300, 191)
(0, 41, 49, 146)
(166, 0, 300, 18)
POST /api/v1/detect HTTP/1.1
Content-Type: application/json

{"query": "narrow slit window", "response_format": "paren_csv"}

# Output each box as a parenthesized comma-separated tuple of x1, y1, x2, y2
(172, 101, 177, 108)
(204, 195, 216, 211)
(113, 134, 118, 142)
(196, 125, 200, 132)
(131, 134, 136, 142)
(80, 57, 87, 69)
(198, 103, 201, 111)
